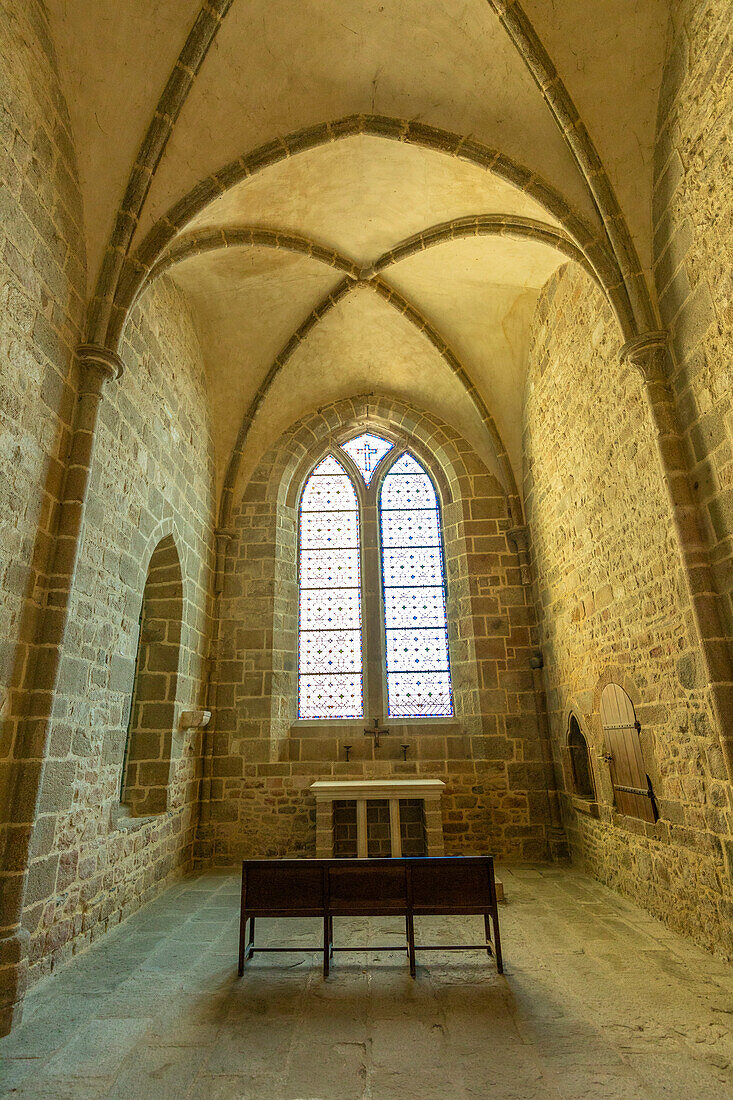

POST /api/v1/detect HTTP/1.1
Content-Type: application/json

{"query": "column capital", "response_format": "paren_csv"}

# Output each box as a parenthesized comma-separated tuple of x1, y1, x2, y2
(75, 343, 124, 384)
(507, 524, 530, 554)
(619, 331, 668, 383)
(214, 527, 236, 544)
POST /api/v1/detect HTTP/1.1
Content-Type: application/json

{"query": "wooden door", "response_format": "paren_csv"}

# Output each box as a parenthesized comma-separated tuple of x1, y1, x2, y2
(600, 684, 657, 822)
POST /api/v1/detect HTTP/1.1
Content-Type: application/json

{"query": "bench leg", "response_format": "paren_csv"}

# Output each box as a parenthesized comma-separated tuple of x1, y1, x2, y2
(323, 914, 330, 978)
(247, 916, 255, 960)
(406, 913, 416, 979)
(405, 915, 410, 958)
(483, 913, 494, 958)
(238, 910, 247, 976)
(491, 906, 503, 974)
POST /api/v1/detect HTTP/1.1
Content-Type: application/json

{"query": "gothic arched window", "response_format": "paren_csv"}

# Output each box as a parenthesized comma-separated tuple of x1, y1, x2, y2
(567, 714, 594, 800)
(380, 454, 452, 718)
(298, 455, 363, 720)
(297, 433, 453, 721)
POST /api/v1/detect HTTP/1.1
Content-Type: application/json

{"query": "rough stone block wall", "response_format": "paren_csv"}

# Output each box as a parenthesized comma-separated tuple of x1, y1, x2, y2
(524, 262, 732, 958)
(654, 0, 733, 637)
(366, 801, 391, 858)
(0, 0, 84, 763)
(22, 275, 215, 984)
(333, 801, 357, 858)
(198, 395, 554, 867)
(399, 799, 426, 857)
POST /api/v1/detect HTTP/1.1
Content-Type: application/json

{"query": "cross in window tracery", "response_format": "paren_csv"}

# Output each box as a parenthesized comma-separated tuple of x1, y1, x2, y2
(361, 438, 381, 477)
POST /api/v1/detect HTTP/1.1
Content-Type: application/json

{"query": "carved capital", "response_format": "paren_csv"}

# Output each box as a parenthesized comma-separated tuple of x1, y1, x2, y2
(75, 344, 124, 386)
(619, 331, 668, 383)
(507, 524, 530, 555)
(214, 528, 236, 547)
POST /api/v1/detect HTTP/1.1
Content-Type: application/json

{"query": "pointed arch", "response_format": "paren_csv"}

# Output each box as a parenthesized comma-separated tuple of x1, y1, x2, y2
(107, 116, 635, 350)
(379, 451, 453, 719)
(298, 454, 363, 720)
(120, 533, 183, 816)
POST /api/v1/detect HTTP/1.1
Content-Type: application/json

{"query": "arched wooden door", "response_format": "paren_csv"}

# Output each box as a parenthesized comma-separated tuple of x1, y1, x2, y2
(600, 684, 657, 822)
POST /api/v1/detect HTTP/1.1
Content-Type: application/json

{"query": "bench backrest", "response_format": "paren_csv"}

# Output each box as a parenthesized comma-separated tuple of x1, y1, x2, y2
(328, 863, 408, 914)
(241, 856, 496, 916)
(410, 857, 495, 913)
(242, 859, 324, 916)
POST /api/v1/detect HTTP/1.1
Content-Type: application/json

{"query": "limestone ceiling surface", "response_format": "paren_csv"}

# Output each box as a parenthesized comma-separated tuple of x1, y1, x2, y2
(187, 135, 561, 263)
(169, 247, 343, 487)
(136, 0, 590, 252)
(235, 288, 505, 496)
(522, 0, 670, 270)
(45, 0, 202, 291)
(45, 0, 672, 504)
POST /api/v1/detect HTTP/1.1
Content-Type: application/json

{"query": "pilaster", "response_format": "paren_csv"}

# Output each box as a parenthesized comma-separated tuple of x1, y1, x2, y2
(621, 332, 733, 783)
(0, 344, 122, 1037)
(507, 525, 567, 852)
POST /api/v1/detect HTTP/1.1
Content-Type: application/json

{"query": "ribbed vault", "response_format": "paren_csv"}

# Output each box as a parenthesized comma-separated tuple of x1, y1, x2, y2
(42, 0, 672, 518)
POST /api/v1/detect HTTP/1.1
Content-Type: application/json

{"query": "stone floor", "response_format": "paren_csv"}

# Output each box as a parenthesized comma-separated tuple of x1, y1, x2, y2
(0, 866, 732, 1099)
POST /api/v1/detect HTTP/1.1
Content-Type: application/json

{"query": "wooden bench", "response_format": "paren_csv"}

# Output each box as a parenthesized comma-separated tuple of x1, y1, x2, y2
(238, 856, 502, 979)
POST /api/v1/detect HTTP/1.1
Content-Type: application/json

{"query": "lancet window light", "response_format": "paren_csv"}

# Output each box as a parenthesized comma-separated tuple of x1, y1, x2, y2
(298, 432, 453, 721)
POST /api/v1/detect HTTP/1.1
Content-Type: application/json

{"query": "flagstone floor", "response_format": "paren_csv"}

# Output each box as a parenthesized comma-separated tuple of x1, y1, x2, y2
(1, 865, 732, 1099)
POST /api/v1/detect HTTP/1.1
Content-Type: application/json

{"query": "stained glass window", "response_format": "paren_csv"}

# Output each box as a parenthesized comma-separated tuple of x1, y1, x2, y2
(340, 432, 393, 485)
(298, 455, 363, 719)
(380, 453, 453, 718)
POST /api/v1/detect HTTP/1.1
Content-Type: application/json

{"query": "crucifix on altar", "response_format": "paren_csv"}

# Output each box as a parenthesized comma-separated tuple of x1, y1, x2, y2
(364, 717, 389, 748)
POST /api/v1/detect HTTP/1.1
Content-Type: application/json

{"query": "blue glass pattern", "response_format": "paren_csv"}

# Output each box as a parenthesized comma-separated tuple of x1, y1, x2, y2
(299, 455, 363, 719)
(340, 432, 393, 484)
(380, 453, 453, 717)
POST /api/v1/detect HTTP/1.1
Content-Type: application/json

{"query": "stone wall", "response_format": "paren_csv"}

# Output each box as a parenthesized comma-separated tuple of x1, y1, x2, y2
(197, 394, 555, 867)
(22, 275, 215, 984)
(0, 0, 84, 765)
(654, 0, 733, 637)
(524, 262, 732, 958)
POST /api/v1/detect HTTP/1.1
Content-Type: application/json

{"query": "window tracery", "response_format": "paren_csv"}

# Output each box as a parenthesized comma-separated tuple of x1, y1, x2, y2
(298, 454, 363, 720)
(340, 432, 393, 485)
(380, 453, 452, 718)
(297, 434, 453, 721)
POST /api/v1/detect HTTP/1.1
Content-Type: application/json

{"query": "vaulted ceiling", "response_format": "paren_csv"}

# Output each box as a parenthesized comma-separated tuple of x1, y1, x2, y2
(45, 0, 671, 505)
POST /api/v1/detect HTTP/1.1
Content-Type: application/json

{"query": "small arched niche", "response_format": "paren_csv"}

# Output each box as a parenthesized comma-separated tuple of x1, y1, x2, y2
(120, 534, 183, 816)
(567, 714, 595, 800)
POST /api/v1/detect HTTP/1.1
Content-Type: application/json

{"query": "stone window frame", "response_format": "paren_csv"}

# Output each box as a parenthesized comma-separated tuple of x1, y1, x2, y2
(290, 425, 455, 726)
(566, 712, 596, 803)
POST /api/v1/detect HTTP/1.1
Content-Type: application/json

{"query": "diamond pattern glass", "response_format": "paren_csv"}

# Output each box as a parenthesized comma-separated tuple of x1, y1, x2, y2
(300, 629, 362, 673)
(386, 672, 453, 718)
(300, 510, 358, 549)
(299, 591, 361, 631)
(300, 548, 360, 589)
(340, 432, 393, 484)
(382, 547, 444, 588)
(299, 455, 362, 719)
(298, 675, 363, 720)
(386, 628, 451, 672)
(381, 510, 440, 547)
(380, 453, 437, 509)
(380, 453, 452, 718)
(384, 589, 447, 630)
